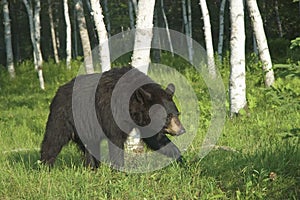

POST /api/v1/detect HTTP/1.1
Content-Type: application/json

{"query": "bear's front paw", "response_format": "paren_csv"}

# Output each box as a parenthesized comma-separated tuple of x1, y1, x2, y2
(176, 155, 185, 164)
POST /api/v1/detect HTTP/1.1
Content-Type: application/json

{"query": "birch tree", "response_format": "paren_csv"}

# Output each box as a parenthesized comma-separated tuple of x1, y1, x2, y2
(131, 0, 156, 74)
(48, 0, 59, 63)
(246, 0, 275, 87)
(23, 0, 45, 90)
(75, 0, 94, 74)
(181, 0, 193, 63)
(274, 0, 283, 37)
(63, 0, 72, 69)
(217, 0, 226, 61)
(2, 0, 15, 78)
(199, 0, 216, 78)
(129, 0, 156, 152)
(229, 0, 246, 116)
(160, 0, 174, 56)
(90, 0, 111, 72)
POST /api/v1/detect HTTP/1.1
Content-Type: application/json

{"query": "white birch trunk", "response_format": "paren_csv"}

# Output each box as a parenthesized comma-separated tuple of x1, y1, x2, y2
(246, 0, 275, 87)
(217, 0, 226, 61)
(34, 0, 44, 90)
(181, 0, 193, 63)
(63, 0, 72, 69)
(199, 0, 216, 78)
(229, 0, 246, 115)
(131, 0, 155, 74)
(75, 0, 94, 74)
(33, 0, 43, 68)
(23, 0, 45, 89)
(90, 0, 111, 72)
(2, 0, 15, 78)
(48, 0, 59, 63)
(129, 0, 155, 152)
(160, 0, 174, 56)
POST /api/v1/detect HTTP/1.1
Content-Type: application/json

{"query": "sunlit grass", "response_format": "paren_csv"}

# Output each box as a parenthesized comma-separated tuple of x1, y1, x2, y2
(0, 57, 299, 199)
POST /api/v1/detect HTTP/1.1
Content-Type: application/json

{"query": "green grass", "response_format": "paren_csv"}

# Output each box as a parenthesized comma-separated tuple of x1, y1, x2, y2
(0, 57, 299, 199)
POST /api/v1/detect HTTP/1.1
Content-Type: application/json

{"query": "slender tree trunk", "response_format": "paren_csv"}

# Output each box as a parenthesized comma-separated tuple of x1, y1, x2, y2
(23, 0, 45, 90)
(199, 0, 216, 78)
(229, 0, 246, 116)
(181, 0, 193, 63)
(2, 0, 15, 78)
(103, 0, 111, 37)
(131, 0, 156, 74)
(274, 0, 283, 37)
(33, 0, 43, 67)
(48, 0, 60, 63)
(75, 0, 94, 74)
(187, 0, 192, 37)
(128, 0, 135, 29)
(63, 0, 72, 69)
(160, 0, 174, 56)
(152, 6, 161, 63)
(217, 0, 226, 61)
(246, 0, 275, 87)
(131, 0, 138, 15)
(90, 0, 111, 72)
(73, 8, 78, 58)
(34, 0, 44, 89)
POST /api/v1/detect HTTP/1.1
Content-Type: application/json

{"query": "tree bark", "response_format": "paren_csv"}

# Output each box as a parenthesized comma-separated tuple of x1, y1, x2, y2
(23, 0, 45, 90)
(75, 0, 94, 74)
(246, 0, 275, 87)
(2, 0, 15, 78)
(181, 0, 193, 63)
(229, 0, 246, 116)
(199, 0, 217, 78)
(48, 0, 60, 63)
(274, 0, 283, 37)
(160, 0, 174, 56)
(128, 0, 135, 29)
(63, 0, 72, 69)
(131, 0, 156, 74)
(90, 0, 111, 72)
(217, 0, 226, 62)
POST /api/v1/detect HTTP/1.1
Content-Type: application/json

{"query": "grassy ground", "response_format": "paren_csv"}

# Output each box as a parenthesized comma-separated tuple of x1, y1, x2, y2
(0, 57, 299, 199)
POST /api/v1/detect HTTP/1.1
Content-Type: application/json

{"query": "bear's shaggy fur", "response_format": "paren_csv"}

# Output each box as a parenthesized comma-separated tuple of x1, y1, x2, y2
(40, 67, 185, 168)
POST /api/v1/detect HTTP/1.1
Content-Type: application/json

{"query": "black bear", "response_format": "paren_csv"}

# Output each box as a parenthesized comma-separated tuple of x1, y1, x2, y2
(40, 67, 185, 169)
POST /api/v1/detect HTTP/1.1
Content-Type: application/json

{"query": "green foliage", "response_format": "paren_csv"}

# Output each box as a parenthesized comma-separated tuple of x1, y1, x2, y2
(0, 59, 299, 199)
(269, 38, 290, 63)
(290, 37, 300, 50)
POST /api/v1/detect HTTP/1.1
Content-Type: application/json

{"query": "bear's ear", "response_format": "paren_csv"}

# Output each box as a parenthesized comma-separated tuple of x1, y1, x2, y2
(166, 83, 175, 96)
(136, 88, 152, 103)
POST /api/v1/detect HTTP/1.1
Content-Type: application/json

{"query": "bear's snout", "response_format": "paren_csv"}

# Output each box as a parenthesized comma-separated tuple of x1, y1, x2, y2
(165, 116, 185, 136)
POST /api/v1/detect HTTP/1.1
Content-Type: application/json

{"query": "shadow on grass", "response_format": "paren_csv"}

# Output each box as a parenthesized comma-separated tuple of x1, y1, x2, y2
(5, 145, 85, 170)
(191, 140, 299, 199)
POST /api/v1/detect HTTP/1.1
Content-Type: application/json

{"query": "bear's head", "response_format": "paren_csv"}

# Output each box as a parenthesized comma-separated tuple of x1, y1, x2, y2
(130, 83, 185, 136)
